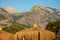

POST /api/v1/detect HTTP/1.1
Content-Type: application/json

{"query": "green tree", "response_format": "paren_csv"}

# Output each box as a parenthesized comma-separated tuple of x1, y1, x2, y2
(46, 20, 60, 32)
(2, 23, 26, 34)
(46, 20, 60, 40)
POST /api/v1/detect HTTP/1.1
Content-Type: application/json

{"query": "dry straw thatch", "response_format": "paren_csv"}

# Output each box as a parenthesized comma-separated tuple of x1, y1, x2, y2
(14, 23, 55, 40)
(0, 27, 14, 40)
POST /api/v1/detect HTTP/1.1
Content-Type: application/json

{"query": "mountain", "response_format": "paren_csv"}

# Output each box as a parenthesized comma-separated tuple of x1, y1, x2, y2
(4, 7, 17, 14)
(3, 7, 21, 16)
(0, 7, 21, 27)
(0, 5, 60, 29)
(0, 8, 14, 27)
(17, 5, 60, 29)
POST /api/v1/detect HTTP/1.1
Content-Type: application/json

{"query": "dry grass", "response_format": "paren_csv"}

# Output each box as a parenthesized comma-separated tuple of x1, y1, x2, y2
(14, 25, 55, 40)
(0, 30, 14, 40)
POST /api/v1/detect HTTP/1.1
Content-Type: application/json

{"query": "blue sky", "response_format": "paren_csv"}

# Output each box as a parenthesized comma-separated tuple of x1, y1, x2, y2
(0, 0, 60, 12)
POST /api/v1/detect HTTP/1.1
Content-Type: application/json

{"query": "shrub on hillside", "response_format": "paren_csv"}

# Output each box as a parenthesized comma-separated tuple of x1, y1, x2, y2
(2, 23, 26, 34)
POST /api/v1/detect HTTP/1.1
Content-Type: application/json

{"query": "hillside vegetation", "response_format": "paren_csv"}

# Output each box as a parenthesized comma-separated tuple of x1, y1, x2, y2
(2, 23, 26, 34)
(46, 20, 60, 40)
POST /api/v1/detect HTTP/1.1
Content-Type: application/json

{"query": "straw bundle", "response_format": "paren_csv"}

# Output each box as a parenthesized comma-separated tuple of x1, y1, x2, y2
(0, 28, 14, 40)
(14, 23, 55, 40)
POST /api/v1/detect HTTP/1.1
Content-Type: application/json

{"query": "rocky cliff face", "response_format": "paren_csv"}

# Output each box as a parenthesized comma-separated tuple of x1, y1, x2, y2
(0, 5, 60, 29)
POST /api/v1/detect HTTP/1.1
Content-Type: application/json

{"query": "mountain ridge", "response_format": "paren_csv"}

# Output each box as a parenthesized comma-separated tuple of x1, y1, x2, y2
(0, 5, 60, 29)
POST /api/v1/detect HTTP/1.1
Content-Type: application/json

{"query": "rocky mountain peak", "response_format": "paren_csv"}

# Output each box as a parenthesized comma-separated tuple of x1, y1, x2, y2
(3, 6, 18, 14)
(31, 5, 44, 11)
(30, 5, 45, 13)
(33, 5, 43, 8)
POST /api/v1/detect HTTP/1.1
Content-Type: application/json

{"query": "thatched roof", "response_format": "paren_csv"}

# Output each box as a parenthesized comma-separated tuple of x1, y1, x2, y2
(0, 28, 14, 40)
(14, 23, 55, 40)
